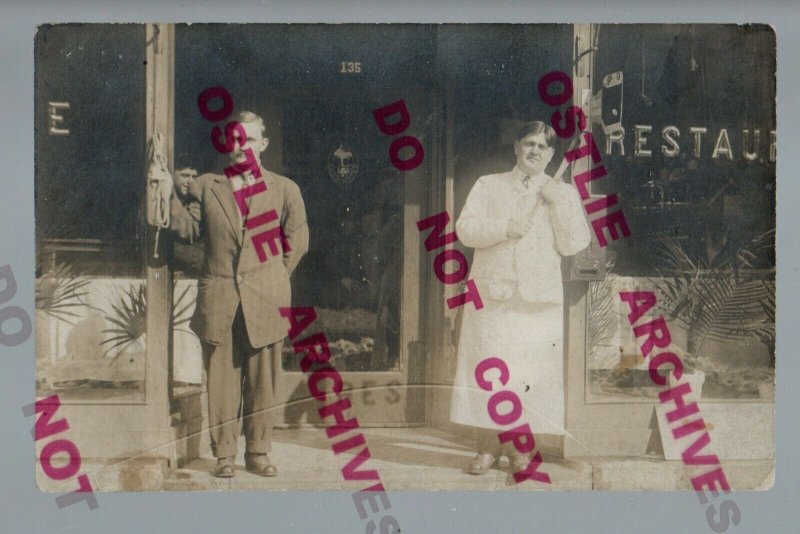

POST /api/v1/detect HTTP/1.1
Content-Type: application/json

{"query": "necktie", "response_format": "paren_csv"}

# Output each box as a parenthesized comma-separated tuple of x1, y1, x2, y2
(523, 175, 531, 189)
(234, 174, 256, 234)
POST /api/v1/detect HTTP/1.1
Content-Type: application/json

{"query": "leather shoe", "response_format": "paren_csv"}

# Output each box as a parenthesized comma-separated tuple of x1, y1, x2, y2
(510, 452, 531, 475)
(213, 456, 235, 478)
(466, 453, 496, 475)
(245, 453, 277, 477)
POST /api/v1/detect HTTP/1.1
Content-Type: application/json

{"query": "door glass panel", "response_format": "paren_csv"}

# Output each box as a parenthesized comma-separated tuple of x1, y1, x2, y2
(281, 99, 404, 372)
(173, 24, 432, 376)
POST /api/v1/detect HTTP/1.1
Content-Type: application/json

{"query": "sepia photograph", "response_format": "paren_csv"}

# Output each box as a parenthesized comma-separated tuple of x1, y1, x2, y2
(33, 23, 774, 509)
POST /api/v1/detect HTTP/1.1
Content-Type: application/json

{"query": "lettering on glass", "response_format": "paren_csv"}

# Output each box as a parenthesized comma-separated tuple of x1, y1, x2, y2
(48, 101, 71, 135)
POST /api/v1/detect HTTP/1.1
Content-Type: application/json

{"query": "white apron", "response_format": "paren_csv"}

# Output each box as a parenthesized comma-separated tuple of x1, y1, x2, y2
(449, 166, 590, 436)
(450, 294, 565, 434)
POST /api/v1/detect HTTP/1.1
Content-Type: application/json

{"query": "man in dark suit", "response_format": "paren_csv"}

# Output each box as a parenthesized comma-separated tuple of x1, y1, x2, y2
(169, 111, 309, 478)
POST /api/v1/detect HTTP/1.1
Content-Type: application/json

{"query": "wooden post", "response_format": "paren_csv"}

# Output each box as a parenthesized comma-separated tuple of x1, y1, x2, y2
(144, 22, 175, 463)
(426, 55, 462, 434)
(564, 23, 593, 457)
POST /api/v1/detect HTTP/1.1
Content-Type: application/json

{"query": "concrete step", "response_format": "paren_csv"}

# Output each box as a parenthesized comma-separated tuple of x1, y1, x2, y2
(590, 457, 774, 491)
(40, 428, 773, 492)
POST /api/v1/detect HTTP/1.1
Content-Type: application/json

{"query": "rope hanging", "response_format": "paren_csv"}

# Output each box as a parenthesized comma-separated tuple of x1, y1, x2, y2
(146, 132, 172, 258)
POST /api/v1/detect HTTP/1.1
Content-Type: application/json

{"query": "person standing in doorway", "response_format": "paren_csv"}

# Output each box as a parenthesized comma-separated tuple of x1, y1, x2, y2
(450, 121, 590, 477)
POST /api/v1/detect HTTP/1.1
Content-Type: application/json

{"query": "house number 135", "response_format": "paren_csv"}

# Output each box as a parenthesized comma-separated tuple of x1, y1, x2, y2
(340, 61, 362, 74)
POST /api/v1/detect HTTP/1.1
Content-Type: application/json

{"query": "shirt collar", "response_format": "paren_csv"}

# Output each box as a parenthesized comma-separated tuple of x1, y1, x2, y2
(228, 167, 268, 188)
(512, 165, 548, 189)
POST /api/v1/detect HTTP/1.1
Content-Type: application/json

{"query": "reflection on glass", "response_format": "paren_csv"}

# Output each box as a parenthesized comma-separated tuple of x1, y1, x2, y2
(586, 266, 775, 403)
(35, 25, 147, 402)
(35, 256, 148, 402)
(584, 25, 776, 404)
(281, 99, 403, 372)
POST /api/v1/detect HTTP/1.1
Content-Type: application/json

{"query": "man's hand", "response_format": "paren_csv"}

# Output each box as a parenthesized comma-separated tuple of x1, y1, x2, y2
(506, 218, 533, 238)
(540, 178, 560, 204)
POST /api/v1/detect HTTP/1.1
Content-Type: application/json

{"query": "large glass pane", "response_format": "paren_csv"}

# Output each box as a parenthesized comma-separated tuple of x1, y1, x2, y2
(280, 98, 404, 371)
(35, 24, 148, 402)
(585, 25, 776, 403)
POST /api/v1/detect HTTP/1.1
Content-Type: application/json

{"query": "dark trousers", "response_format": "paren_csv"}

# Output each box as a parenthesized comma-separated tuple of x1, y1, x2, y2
(203, 307, 277, 458)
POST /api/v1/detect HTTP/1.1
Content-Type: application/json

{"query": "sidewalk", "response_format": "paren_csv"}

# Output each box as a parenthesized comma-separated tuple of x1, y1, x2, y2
(162, 426, 774, 492)
(42, 426, 772, 492)
(163, 427, 593, 491)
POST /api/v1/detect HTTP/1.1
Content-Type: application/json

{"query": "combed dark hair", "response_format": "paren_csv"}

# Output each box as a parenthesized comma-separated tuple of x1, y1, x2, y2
(235, 111, 267, 136)
(174, 152, 195, 171)
(515, 121, 556, 147)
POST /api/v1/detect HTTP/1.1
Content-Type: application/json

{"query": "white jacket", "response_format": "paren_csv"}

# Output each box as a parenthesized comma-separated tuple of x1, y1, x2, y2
(455, 166, 591, 304)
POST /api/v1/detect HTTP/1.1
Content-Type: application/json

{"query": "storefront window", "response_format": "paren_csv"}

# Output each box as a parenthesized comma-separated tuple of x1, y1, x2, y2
(35, 24, 148, 402)
(585, 25, 776, 403)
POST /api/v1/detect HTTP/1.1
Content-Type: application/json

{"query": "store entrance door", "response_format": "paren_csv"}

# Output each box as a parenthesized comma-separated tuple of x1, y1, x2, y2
(272, 89, 431, 427)
(173, 24, 438, 428)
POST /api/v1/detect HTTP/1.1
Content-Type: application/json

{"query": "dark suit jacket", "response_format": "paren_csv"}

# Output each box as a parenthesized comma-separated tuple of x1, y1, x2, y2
(170, 170, 309, 348)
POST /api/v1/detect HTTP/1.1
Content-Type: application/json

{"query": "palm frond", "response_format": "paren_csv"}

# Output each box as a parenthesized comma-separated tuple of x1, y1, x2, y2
(587, 259, 619, 351)
(172, 283, 196, 325)
(651, 231, 775, 353)
(35, 262, 91, 325)
(103, 283, 147, 363)
(102, 278, 197, 363)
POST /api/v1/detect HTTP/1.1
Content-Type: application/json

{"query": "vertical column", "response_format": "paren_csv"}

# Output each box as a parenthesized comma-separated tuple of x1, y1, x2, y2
(144, 23, 175, 462)
(401, 93, 424, 422)
(424, 82, 452, 429)
(564, 23, 594, 457)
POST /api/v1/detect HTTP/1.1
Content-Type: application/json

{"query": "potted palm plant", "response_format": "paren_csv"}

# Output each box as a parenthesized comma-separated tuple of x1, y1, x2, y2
(101, 283, 147, 365)
(652, 229, 775, 399)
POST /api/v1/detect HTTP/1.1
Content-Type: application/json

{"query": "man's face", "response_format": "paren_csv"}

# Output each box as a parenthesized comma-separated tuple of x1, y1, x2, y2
(514, 132, 555, 176)
(175, 167, 198, 197)
(231, 120, 269, 167)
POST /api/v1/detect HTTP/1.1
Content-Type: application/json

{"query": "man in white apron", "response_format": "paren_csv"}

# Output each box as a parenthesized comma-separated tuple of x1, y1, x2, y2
(451, 121, 590, 476)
